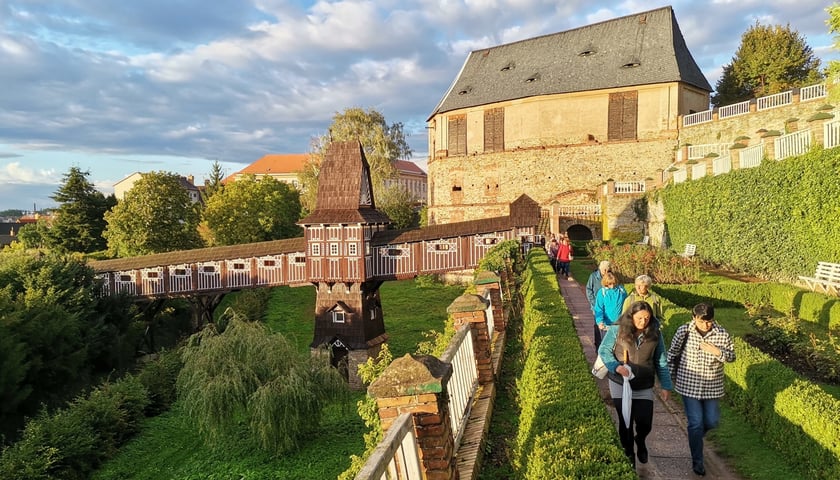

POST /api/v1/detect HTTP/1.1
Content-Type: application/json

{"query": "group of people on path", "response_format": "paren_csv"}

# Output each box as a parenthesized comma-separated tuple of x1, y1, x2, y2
(546, 233, 573, 280)
(579, 260, 736, 477)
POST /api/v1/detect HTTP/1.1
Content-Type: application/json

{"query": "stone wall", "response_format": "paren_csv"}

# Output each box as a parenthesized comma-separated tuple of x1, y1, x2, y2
(427, 139, 675, 226)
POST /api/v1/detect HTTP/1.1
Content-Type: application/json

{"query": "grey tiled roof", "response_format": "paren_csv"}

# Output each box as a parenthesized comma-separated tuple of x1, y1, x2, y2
(429, 6, 711, 118)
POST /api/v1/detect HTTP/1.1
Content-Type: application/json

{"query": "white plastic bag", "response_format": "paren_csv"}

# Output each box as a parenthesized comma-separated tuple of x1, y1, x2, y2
(621, 366, 635, 428)
(591, 355, 608, 379)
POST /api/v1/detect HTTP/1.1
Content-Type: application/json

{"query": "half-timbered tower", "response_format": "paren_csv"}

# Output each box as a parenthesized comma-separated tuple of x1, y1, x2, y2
(298, 141, 392, 386)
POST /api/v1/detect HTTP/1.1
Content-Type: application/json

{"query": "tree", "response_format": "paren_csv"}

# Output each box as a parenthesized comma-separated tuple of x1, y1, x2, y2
(201, 160, 226, 203)
(299, 107, 412, 213)
(176, 317, 347, 454)
(16, 219, 50, 250)
(47, 167, 115, 253)
(202, 174, 302, 246)
(712, 22, 823, 107)
(377, 183, 419, 229)
(827, 3, 840, 96)
(103, 171, 203, 257)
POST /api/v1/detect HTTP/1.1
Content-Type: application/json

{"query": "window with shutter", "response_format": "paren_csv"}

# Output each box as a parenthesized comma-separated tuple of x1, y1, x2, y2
(484, 108, 504, 152)
(608, 91, 638, 141)
(448, 115, 467, 156)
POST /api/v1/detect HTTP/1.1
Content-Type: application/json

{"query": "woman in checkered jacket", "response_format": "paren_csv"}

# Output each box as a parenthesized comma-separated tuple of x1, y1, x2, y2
(667, 303, 736, 477)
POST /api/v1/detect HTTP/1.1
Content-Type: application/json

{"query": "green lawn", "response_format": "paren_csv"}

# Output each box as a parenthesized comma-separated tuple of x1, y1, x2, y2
(92, 278, 464, 480)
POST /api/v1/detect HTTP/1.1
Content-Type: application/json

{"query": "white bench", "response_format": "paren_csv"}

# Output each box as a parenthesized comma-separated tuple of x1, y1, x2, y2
(636, 235, 649, 245)
(799, 262, 840, 295)
(680, 244, 696, 258)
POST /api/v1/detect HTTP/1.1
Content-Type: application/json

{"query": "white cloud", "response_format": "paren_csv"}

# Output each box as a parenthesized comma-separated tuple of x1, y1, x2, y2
(0, 162, 59, 185)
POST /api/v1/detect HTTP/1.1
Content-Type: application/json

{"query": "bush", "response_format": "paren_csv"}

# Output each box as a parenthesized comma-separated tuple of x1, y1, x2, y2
(589, 243, 700, 284)
(136, 348, 183, 415)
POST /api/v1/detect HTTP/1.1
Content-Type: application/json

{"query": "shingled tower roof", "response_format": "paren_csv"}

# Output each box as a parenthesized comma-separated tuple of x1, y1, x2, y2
(299, 141, 391, 225)
(429, 6, 711, 118)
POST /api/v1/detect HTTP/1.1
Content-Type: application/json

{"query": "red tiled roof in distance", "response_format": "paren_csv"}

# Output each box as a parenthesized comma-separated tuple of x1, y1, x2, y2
(393, 159, 427, 176)
(223, 154, 310, 183)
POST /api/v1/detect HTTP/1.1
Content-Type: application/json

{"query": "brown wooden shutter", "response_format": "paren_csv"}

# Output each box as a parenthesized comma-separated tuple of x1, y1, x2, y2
(448, 115, 466, 156)
(608, 91, 638, 141)
(484, 108, 504, 153)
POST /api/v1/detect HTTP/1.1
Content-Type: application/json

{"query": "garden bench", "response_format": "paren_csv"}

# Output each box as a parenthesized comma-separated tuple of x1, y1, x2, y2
(679, 243, 696, 258)
(636, 235, 649, 245)
(798, 261, 840, 295)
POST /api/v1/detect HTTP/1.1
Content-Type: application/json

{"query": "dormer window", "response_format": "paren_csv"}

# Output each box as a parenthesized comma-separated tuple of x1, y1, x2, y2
(500, 62, 515, 72)
(458, 86, 473, 95)
(578, 49, 596, 57)
(621, 60, 641, 68)
(524, 74, 540, 83)
(332, 311, 345, 323)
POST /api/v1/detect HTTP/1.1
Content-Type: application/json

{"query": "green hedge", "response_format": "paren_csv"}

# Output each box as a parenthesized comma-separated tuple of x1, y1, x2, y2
(655, 288, 840, 479)
(510, 250, 635, 479)
(659, 147, 840, 281)
(656, 282, 840, 331)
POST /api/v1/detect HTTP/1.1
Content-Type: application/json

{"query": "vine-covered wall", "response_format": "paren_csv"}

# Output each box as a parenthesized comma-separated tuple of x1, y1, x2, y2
(656, 147, 840, 280)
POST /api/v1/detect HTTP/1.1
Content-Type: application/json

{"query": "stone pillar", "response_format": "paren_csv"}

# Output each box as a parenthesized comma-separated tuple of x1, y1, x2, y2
(369, 354, 458, 480)
(730, 148, 742, 170)
(447, 294, 493, 385)
(764, 136, 777, 160)
(474, 271, 505, 332)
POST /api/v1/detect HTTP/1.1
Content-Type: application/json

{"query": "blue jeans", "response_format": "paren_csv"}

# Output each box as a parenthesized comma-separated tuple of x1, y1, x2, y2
(681, 396, 721, 469)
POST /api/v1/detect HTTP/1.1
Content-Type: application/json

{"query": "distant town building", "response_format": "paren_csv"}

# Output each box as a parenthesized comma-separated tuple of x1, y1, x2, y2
(228, 154, 427, 204)
(224, 153, 309, 188)
(387, 160, 428, 204)
(113, 172, 201, 203)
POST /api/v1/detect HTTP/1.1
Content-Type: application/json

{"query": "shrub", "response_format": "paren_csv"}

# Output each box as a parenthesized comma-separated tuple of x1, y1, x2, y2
(589, 243, 700, 284)
(136, 348, 183, 415)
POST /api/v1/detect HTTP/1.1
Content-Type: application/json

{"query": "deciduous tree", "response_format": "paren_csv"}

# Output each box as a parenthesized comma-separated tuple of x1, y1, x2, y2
(202, 174, 302, 245)
(377, 184, 419, 229)
(827, 3, 840, 100)
(103, 171, 203, 257)
(299, 108, 412, 213)
(712, 22, 823, 107)
(48, 167, 115, 253)
(176, 317, 347, 454)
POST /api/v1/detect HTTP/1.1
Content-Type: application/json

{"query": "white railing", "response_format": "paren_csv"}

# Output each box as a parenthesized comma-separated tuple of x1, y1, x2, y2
(712, 155, 731, 175)
(718, 100, 750, 119)
(613, 181, 645, 194)
(739, 144, 764, 169)
(556, 204, 601, 217)
(688, 143, 728, 159)
(757, 91, 792, 111)
(354, 413, 422, 480)
(774, 130, 811, 160)
(800, 83, 827, 102)
(673, 168, 687, 184)
(691, 163, 706, 179)
(825, 119, 840, 149)
(440, 327, 478, 449)
(683, 109, 713, 127)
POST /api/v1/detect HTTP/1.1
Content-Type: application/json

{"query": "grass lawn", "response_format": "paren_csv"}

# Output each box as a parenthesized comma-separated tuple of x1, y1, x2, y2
(93, 278, 465, 480)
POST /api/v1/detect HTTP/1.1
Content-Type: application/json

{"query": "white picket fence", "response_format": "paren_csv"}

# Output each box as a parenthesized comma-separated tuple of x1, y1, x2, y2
(774, 130, 811, 160)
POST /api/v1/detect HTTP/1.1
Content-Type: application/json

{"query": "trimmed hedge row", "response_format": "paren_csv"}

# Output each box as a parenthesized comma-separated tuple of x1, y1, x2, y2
(655, 290, 840, 479)
(510, 250, 635, 479)
(656, 282, 840, 331)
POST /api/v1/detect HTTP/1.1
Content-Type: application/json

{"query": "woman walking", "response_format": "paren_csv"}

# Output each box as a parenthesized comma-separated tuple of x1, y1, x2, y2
(593, 271, 627, 348)
(598, 301, 672, 468)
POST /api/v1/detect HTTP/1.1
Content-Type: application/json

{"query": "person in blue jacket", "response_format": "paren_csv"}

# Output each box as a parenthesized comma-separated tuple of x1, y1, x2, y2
(593, 271, 627, 348)
(599, 301, 672, 469)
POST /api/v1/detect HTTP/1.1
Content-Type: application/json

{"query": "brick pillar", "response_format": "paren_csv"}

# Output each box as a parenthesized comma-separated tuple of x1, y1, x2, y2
(474, 271, 505, 332)
(369, 354, 458, 480)
(446, 294, 493, 385)
(809, 117, 829, 147)
(764, 136, 777, 160)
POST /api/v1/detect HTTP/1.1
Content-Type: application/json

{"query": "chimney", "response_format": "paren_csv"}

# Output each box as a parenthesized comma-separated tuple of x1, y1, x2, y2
(187, 175, 195, 185)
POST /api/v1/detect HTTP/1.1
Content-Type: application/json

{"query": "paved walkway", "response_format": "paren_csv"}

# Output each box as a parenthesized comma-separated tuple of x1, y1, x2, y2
(557, 275, 743, 479)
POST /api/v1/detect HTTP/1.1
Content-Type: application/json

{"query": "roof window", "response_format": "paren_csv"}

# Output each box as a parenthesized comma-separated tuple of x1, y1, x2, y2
(621, 60, 641, 69)
(500, 62, 515, 72)
(524, 73, 540, 83)
(458, 86, 473, 95)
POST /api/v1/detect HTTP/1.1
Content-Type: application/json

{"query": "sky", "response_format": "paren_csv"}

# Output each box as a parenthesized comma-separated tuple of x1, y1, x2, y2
(1, 0, 838, 212)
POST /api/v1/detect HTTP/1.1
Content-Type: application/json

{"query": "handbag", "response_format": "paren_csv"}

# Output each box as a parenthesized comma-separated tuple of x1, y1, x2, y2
(569, 254, 574, 261)
(669, 326, 689, 379)
(591, 354, 608, 379)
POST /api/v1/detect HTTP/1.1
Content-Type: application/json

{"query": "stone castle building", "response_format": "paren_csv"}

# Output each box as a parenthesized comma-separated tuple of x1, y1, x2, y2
(425, 6, 712, 240)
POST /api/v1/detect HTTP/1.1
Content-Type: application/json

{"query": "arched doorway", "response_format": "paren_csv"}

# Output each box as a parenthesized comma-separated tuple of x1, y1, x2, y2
(566, 224, 594, 241)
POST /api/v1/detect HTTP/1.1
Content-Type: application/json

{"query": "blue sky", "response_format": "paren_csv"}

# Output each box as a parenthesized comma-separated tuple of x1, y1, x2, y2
(1, 0, 837, 211)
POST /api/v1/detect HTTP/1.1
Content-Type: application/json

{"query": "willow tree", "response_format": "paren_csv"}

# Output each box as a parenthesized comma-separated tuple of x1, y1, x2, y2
(176, 317, 348, 454)
(298, 107, 412, 213)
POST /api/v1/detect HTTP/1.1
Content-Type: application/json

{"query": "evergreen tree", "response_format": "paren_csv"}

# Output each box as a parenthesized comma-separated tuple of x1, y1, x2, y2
(201, 160, 226, 203)
(103, 171, 203, 257)
(202, 174, 302, 246)
(712, 22, 823, 107)
(48, 167, 114, 253)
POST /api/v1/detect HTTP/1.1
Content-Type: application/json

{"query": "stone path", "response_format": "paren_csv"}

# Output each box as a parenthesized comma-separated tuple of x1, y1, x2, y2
(557, 274, 744, 479)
